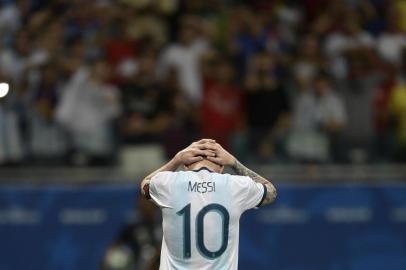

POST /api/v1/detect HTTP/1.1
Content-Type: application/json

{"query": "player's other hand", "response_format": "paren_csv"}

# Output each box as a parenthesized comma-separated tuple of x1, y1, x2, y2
(206, 143, 236, 167)
(175, 139, 217, 165)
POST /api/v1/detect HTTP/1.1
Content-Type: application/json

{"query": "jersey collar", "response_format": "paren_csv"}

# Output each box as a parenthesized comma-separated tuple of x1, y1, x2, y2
(192, 167, 213, 173)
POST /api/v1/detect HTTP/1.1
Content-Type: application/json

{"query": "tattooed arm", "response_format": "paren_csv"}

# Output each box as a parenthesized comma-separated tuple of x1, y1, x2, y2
(232, 159, 277, 205)
(207, 144, 277, 206)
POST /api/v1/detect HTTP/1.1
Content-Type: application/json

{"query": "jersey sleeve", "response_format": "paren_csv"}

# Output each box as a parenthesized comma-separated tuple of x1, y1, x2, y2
(232, 175, 267, 211)
(149, 171, 174, 208)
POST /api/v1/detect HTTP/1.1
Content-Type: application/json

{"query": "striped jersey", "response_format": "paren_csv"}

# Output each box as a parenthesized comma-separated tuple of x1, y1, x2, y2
(149, 168, 266, 270)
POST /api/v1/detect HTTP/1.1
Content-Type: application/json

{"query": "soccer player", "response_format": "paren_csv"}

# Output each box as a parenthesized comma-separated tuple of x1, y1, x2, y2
(141, 139, 277, 270)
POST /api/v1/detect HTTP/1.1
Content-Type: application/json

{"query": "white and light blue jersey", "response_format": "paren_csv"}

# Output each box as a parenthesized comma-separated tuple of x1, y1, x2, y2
(149, 168, 266, 270)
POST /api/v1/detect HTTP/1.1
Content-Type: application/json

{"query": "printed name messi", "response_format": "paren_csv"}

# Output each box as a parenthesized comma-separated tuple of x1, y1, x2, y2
(188, 181, 216, 193)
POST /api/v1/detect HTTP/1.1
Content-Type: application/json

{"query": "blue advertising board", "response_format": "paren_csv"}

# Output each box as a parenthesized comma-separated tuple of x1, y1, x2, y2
(0, 183, 406, 270)
(240, 184, 406, 270)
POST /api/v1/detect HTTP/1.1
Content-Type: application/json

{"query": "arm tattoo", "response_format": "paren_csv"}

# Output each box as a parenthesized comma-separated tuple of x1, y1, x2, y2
(232, 159, 277, 205)
(232, 160, 269, 185)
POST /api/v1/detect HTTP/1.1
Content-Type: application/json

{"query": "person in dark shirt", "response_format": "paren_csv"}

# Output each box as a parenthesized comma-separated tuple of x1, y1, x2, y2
(244, 52, 290, 161)
(28, 63, 68, 162)
(101, 194, 162, 270)
(119, 52, 172, 144)
(200, 56, 245, 149)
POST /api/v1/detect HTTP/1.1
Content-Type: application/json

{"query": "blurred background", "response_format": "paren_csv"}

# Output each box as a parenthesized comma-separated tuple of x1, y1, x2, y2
(0, 0, 406, 269)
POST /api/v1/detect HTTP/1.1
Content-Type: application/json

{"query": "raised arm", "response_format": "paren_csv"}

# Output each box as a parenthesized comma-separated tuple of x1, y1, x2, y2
(231, 159, 277, 205)
(207, 144, 277, 206)
(140, 139, 217, 198)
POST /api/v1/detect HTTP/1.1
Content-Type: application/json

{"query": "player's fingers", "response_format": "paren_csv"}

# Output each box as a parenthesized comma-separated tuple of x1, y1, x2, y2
(206, 156, 223, 165)
(196, 142, 217, 151)
(194, 138, 216, 145)
(215, 143, 228, 153)
(192, 149, 216, 157)
(201, 149, 217, 157)
(200, 138, 216, 143)
(190, 142, 202, 148)
(187, 156, 204, 163)
(215, 142, 224, 149)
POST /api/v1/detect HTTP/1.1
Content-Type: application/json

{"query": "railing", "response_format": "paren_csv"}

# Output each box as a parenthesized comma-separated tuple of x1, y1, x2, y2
(1, 164, 406, 183)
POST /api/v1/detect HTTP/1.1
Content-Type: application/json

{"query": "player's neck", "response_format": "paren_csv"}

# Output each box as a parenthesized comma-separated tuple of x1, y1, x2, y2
(187, 159, 222, 173)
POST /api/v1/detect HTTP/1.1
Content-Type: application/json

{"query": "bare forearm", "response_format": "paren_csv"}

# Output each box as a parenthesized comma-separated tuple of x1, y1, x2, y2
(232, 159, 269, 185)
(141, 158, 179, 195)
(145, 158, 179, 181)
(232, 159, 277, 205)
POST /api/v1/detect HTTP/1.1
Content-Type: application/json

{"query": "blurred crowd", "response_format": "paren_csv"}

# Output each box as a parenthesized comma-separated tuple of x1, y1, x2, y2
(1, 0, 406, 166)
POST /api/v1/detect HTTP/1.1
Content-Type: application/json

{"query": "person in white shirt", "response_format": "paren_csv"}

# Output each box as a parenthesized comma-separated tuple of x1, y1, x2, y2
(141, 139, 277, 270)
(156, 17, 209, 104)
(376, 7, 406, 66)
(56, 60, 120, 157)
(323, 15, 374, 79)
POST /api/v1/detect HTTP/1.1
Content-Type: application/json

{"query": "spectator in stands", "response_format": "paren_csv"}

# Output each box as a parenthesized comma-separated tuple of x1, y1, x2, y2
(244, 52, 290, 162)
(56, 59, 120, 165)
(0, 0, 404, 165)
(156, 15, 210, 104)
(27, 63, 67, 162)
(377, 5, 406, 66)
(57, 38, 86, 78)
(288, 72, 346, 162)
(323, 8, 374, 79)
(313, 73, 347, 162)
(200, 54, 245, 149)
(124, 3, 170, 48)
(287, 69, 347, 163)
(0, 77, 24, 165)
(101, 194, 161, 270)
(0, 30, 31, 84)
(230, 7, 268, 74)
(0, 0, 21, 33)
(373, 63, 397, 161)
(289, 34, 325, 97)
(388, 51, 406, 161)
(287, 69, 329, 163)
(340, 53, 382, 163)
(104, 16, 137, 83)
(160, 66, 199, 158)
(119, 51, 172, 145)
(395, 0, 406, 32)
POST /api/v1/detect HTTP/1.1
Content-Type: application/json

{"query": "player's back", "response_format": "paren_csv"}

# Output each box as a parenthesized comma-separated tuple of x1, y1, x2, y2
(149, 168, 266, 270)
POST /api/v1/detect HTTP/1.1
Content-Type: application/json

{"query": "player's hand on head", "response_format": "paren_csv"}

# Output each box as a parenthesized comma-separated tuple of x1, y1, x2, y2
(175, 139, 217, 165)
(190, 139, 216, 147)
(206, 143, 236, 167)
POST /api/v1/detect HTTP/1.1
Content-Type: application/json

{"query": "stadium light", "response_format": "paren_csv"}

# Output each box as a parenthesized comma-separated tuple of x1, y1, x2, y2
(0, 82, 10, 98)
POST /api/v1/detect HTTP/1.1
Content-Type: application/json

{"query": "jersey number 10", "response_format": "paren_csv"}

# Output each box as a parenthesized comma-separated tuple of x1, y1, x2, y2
(177, 203, 230, 259)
